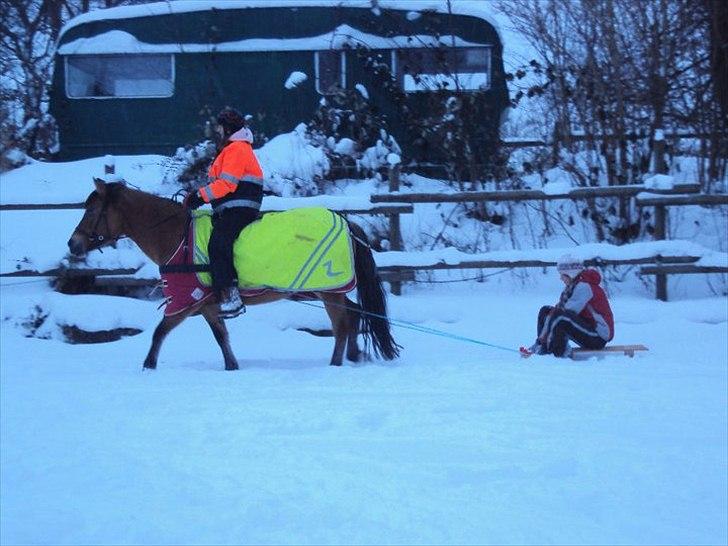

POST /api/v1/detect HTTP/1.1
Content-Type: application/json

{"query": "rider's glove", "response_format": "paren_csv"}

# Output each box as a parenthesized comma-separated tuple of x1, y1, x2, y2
(183, 191, 205, 210)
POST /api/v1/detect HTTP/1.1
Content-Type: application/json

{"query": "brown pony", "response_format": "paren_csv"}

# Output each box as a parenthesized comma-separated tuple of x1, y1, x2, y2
(67, 180, 400, 370)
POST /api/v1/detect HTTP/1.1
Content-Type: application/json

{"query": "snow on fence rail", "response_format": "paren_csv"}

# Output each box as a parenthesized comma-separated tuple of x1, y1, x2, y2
(0, 195, 414, 215)
(501, 132, 710, 148)
(370, 182, 702, 204)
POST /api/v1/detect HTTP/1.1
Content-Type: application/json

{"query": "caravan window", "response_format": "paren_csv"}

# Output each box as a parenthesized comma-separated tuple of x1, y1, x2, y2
(395, 47, 491, 92)
(66, 55, 174, 99)
(314, 51, 346, 94)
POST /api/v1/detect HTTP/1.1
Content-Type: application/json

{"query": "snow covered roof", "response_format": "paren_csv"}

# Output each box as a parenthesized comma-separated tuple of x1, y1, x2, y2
(58, 0, 503, 44)
(58, 25, 491, 55)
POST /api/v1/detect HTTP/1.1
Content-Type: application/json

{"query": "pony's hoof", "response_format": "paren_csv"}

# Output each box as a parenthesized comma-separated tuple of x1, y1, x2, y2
(225, 364, 239, 371)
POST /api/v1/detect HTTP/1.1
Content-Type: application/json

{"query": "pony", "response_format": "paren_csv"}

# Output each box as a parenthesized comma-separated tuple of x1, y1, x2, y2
(67, 180, 400, 370)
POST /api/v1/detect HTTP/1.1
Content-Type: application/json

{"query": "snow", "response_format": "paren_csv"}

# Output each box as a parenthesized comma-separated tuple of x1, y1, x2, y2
(542, 181, 573, 195)
(644, 173, 675, 190)
(0, 128, 334, 206)
(375, 241, 728, 269)
(58, 25, 490, 56)
(0, 155, 176, 204)
(1, 145, 727, 544)
(333, 138, 357, 156)
(1, 278, 726, 545)
(2, 291, 154, 341)
(354, 83, 369, 99)
(284, 71, 308, 89)
(254, 124, 330, 195)
(59, 1, 504, 44)
(404, 72, 490, 92)
(386, 152, 401, 166)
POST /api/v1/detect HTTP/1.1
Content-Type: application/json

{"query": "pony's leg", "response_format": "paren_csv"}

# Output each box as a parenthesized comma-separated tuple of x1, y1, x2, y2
(142, 311, 189, 370)
(345, 297, 362, 362)
(318, 292, 349, 366)
(201, 304, 239, 371)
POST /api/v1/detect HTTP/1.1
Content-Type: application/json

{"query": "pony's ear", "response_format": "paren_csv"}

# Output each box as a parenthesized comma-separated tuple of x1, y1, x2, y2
(93, 177, 106, 195)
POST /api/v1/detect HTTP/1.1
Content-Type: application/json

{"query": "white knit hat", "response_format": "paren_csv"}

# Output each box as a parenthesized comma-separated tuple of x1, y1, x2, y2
(557, 254, 585, 275)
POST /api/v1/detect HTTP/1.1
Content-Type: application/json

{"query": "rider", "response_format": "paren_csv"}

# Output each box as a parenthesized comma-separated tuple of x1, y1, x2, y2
(184, 107, 264, 318)
(521, 254, 614, 358)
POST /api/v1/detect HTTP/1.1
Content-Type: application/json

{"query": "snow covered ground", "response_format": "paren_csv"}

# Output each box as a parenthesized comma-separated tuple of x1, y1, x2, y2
(1, 148, 727, 544)
(1, 277, 726, 545)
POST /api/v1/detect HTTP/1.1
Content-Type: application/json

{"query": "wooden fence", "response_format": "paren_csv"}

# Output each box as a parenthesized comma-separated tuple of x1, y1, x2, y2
(1, 182, 726, 301)
(375, 170, 727, 298)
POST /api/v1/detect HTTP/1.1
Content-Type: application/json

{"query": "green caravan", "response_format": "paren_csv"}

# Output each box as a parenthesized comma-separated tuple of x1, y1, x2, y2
(50, 0, 509, 176)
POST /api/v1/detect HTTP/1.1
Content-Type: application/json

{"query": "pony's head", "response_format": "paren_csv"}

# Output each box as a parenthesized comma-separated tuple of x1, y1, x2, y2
(67, 179, 128, 257)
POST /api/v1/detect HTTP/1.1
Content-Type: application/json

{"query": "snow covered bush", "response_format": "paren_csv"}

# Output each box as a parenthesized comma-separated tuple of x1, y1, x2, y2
(165, 139, 217, 189)
(255, 124, 330, 196)
(306, 85, 401, 184)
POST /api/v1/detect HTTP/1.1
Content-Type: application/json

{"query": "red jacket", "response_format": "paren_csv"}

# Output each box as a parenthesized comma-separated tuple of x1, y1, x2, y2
(559, 269, 614, 341)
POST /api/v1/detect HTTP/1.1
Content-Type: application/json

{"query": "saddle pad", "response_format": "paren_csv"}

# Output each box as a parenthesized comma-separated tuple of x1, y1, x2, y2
(193, 207, 355, 292)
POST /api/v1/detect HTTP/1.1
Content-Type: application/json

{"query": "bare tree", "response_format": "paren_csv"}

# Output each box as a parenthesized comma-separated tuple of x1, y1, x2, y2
(0, 0, 138, 169)
(497, 0, 724, 242)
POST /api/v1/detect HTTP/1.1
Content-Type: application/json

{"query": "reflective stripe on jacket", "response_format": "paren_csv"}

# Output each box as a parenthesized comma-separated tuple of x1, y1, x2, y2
(198, 140, 264, 212)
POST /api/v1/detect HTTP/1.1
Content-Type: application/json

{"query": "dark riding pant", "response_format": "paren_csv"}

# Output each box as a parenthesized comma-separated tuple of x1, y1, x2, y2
(537, 305, 606, 357)
(209, 207, 258, 294)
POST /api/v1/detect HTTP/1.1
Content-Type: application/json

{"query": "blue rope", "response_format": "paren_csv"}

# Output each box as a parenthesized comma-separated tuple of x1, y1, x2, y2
(295, 300, 520, 354)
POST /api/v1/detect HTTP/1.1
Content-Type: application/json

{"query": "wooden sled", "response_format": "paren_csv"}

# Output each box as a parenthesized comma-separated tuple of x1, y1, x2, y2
(571, 344, 648, 360)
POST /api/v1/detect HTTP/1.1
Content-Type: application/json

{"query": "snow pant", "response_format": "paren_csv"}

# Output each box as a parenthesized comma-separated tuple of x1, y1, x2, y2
(209, 207, 258, 295)
(537, 305, 607, 357)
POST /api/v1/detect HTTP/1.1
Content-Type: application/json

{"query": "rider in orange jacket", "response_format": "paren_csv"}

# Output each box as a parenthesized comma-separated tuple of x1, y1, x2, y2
(185, 107, 264, 318)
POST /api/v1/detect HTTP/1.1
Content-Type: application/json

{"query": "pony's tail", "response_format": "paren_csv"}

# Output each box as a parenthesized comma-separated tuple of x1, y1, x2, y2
(349, 221, 401, 360)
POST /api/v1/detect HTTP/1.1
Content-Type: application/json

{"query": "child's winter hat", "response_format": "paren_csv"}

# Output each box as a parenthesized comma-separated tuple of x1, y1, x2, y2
(557, 254, 585, 276)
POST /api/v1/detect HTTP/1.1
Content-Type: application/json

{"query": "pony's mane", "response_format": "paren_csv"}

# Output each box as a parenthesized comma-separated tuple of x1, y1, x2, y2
(89, 182, 182, 211)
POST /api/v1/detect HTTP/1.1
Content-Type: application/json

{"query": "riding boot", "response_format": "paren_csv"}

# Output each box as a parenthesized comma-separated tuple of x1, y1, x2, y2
(219, 286, 245, 319)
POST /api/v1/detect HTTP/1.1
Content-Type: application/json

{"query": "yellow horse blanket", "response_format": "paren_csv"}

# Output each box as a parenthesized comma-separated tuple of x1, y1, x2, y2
(193, 207, 355, 291)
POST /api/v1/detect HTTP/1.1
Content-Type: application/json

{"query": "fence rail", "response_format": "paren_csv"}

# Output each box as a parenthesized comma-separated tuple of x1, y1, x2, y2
(0, 202, 414, 214)
(635, 194, 728, 207)
(640, 264, 728, 275)
(4, 255, 722, 284)
(501, 132, 710, 148)
(371, 183, 700, 204)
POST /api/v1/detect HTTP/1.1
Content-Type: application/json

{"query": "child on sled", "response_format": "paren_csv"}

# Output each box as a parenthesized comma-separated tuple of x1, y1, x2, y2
(521, 255, 614, 358)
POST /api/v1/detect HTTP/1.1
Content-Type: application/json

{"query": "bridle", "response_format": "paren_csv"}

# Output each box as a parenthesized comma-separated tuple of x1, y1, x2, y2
(76, 191, 124, 253)
(76, 186, 186, 253)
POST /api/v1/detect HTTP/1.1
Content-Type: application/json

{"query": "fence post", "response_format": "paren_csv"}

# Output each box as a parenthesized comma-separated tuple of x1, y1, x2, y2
(104, 155, 115, 177)
(653, 205, 668, 301)
(652, 130, 668, 300)
(388, 164, 403, 295)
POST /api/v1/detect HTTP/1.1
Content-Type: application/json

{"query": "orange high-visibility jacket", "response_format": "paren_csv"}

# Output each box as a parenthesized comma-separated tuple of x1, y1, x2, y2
(198, 140, 264, 212)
